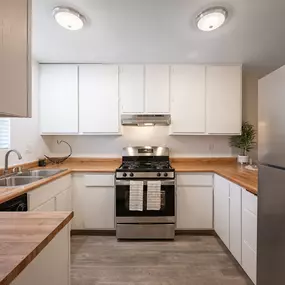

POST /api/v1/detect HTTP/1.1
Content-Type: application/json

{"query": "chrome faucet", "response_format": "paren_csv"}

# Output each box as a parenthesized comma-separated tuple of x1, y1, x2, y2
(4, 149, 22, 175)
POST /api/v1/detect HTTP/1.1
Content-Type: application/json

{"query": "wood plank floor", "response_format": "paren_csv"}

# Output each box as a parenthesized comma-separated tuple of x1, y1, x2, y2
(71, 235, 253, 285)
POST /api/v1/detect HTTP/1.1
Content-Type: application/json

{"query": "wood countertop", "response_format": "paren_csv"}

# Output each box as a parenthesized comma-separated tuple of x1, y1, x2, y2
(0, 211, 73, 285)
(172, 161, 258, 195)
(0, 158, 258, 204)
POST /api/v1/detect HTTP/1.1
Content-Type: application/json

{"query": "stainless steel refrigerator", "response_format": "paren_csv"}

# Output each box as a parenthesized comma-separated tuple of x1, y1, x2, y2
(257, 65, 285, 284)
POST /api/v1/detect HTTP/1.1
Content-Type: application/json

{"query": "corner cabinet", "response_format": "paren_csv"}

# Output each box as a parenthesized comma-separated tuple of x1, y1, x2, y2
(0, 0, 31, 117)
(206, 65, 242, 134)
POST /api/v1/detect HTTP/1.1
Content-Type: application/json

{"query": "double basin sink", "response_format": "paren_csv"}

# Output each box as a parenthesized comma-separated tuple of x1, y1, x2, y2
(0, 169, 66, 188)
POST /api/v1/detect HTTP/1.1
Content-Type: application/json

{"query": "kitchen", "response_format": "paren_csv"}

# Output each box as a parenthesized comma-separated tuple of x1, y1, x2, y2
(0, 0, 284, 284)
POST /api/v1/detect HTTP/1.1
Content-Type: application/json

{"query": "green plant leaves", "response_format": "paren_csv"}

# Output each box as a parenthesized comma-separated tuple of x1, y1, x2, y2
(229, 121, 256, 155)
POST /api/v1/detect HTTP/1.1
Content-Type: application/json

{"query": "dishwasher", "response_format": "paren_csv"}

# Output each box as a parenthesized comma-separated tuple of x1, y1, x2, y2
(0, 194, 28, 211)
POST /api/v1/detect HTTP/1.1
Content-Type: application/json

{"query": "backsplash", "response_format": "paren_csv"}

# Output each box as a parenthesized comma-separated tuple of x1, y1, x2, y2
(44, 126, 232, 158)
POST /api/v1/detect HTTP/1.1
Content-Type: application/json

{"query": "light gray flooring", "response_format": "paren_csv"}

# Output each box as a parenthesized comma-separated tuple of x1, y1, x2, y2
(71, 235, 253, 285)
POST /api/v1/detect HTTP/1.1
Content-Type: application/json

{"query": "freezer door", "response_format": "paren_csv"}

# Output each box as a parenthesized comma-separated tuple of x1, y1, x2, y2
(257, 165, 285, 285)
(258, 65, 285, 168)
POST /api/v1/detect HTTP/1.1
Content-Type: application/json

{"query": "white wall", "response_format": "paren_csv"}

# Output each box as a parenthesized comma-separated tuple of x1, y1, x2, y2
(45, 128, 232, 158)
(0, 62, 49, 168)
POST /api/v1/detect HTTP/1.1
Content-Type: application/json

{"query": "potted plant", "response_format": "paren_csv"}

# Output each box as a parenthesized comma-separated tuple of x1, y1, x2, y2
(229, 121, 256, 164)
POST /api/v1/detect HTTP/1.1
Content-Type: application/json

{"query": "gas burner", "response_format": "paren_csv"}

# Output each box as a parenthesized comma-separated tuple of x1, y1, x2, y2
(116, 146, 175, 179)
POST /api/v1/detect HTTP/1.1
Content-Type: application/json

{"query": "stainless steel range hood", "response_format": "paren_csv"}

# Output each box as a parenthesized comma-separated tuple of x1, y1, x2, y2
(121, 114, 171, 126)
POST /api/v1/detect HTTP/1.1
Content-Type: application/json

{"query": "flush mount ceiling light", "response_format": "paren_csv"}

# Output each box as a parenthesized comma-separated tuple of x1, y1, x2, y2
(196, 7, 228, 32)
(53, 7, 85, 30)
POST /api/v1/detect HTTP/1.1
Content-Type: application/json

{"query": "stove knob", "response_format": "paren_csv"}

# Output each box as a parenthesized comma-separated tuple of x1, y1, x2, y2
(123, 173, 127, 177)
(130, 172, 134, 177)
(157, 173, 161, 177)
(164, 173, 168, 177)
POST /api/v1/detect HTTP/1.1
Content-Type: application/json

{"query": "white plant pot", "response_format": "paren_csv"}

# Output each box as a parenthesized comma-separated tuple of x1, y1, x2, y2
(237, 155, 249, 165)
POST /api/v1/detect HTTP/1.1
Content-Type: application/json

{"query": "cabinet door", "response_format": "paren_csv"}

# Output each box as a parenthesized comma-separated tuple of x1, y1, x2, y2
(73, 185, 115, 230)
(206, 66, 242, 134)
(145, 65, 170, 113)
(170, 65, 206, 133)
(33, 197, 56, 212)
(39, 64, 79, 133)
(0, 0, 31, 117)
(229, 183, 242, 264)
(214, 175, 230, 248)
(119, 65, 144, 113)
(56, 187, 72, 211)
(79, 65, 119, 133)
(177, 186, 213, 229)
(242, 189, 257, 284)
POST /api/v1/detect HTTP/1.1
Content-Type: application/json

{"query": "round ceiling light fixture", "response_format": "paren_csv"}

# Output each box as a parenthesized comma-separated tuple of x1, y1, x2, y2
(196, 7, 228, 32)
(53, 7, 85, 31)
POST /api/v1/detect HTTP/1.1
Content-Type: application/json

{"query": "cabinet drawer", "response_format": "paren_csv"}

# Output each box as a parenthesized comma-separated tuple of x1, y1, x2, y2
(177, 173, 213, 186)
(84, 174, 114, 187)
(242, 241, 257, 284)
(28, 175, 72, 210)
(243, 189, 257, 215)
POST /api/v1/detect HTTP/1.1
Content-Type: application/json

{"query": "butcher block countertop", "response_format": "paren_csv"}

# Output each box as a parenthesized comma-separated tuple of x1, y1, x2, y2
(0, 211, 73, 285)
(171, 159, 258, 195)
(0, 158, 258, 204)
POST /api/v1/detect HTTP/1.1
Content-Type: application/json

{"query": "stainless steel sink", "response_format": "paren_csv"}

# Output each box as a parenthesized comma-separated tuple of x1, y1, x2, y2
(16, 169, 66, 177)
(0, 176, 43, 187)
(0, 169, 67, 188)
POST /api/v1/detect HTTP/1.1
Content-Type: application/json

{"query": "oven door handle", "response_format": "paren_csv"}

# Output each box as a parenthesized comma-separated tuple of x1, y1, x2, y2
(115, 180, 175, 186)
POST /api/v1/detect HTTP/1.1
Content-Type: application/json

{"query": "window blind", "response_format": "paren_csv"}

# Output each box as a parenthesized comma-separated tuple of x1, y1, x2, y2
(0, 119, 10, 149)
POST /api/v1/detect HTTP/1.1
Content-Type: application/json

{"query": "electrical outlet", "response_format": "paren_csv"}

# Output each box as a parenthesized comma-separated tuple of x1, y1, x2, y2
(25, 143, 33, 154)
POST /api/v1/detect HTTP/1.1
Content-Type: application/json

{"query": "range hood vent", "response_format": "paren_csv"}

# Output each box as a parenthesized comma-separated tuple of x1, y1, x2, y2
(121, 114, 171, 126)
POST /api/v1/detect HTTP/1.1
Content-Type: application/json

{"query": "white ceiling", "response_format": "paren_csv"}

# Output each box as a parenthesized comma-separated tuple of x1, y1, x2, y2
(32, 0, 285, 69)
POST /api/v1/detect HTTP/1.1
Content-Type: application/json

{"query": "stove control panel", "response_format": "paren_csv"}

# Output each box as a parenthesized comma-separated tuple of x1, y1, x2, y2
(116, 171, 175, 179)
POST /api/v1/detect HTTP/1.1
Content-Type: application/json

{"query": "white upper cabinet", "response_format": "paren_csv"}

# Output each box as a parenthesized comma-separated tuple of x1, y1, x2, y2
(0, 0, 31, 117)
(145, 65, 170, 113)
(119, 65, 144, 113)
(170, 65, 206, 134)
(79, 65, 120, 134)
(39, 64, 79, 134)
(206, 65, 242, 134)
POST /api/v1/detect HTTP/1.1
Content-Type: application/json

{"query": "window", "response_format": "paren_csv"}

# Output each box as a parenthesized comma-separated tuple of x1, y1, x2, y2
(0, 119, 10, 149)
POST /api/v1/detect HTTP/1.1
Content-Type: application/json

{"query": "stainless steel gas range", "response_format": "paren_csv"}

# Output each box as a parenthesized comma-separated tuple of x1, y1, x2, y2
(115, 146, 176, 240)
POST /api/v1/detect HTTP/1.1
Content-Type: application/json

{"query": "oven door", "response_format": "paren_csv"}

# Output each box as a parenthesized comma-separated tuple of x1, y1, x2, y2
(116, 179, 175, 224)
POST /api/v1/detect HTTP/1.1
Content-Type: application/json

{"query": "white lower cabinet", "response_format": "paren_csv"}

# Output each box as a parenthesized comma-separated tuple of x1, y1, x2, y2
(176, 173, 213, 230)
(56, 187, 72, 211)
(72, 173, 115, 230)
(33, 197, 56, 212)
(242, 189, 257, 284)
(229, 183, 242, 264)
(11, 224, 70, 285)
(214, 174, 257, 284)
(214, 175, 230, 247)
(28, 175, 72, 212)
